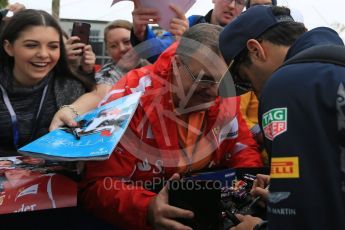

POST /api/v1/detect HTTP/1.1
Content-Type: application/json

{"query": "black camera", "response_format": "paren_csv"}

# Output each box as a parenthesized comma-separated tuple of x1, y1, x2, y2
(168, 169, 267, 230)
(169, 180, 222, 230)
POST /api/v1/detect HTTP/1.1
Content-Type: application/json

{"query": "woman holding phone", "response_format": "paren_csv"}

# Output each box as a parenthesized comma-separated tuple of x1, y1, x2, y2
(0, 9, 93, 154)
(63, 22, 98, 79)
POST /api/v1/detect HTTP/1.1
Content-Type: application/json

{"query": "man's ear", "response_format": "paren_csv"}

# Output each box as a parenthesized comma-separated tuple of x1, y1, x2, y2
(3, 40, 14, 57)
(246, 39, 267, 62)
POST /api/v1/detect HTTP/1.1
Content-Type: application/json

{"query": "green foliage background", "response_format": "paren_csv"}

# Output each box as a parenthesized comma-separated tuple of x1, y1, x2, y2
(0, 0, 8, 9)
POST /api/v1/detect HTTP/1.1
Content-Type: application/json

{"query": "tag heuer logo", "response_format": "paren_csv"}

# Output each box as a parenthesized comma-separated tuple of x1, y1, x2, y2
(262, 108, 287, 140)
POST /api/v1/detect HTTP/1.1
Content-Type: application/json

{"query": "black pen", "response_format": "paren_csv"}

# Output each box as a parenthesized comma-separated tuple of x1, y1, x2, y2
(248, 184, 270, 209)
(72, 128, 80, 140)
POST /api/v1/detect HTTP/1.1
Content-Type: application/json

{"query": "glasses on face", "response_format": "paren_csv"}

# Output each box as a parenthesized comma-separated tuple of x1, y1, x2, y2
(224, 0, 247, 6)
(180, 60, 221, 88)
(228, 60, 253, 95)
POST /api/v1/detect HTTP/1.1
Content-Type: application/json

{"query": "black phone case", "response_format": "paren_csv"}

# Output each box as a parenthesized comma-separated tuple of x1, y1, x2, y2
(71, 22, 91, 44)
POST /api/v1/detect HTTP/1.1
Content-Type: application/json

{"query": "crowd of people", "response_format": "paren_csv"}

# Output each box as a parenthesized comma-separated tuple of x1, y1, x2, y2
(0, 1, 344, 230)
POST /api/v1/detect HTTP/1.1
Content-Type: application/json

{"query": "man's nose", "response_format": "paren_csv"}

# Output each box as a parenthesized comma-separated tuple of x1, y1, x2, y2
(227, 0, 236, 8)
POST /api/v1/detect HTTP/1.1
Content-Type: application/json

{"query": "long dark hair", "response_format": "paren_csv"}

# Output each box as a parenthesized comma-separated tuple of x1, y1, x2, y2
(0, 9, 93, 89)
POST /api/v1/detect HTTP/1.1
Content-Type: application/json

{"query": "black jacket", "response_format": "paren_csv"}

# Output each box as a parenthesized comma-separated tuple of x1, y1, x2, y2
(259, 27, 345, 229)
(0, 72, 86, 154)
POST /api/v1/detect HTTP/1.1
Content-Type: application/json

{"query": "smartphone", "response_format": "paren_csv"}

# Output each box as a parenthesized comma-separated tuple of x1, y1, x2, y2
(71, 22, 91, 44)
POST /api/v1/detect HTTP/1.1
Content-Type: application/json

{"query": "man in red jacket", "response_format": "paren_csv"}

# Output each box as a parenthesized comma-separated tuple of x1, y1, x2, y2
(80, 23, 262, 230)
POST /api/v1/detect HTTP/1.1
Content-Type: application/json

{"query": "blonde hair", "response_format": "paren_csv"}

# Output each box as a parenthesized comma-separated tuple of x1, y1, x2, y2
(104, 19, 132, 43)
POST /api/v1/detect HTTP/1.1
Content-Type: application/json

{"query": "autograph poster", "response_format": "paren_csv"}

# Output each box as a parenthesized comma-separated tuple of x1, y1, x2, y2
(0, 156, 77, 214)
(19, 92, 142, 161)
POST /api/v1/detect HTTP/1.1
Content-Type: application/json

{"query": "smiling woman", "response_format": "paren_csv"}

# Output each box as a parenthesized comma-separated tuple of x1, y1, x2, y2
(3, 26, 61, 86)
(0, 9, 93, 154)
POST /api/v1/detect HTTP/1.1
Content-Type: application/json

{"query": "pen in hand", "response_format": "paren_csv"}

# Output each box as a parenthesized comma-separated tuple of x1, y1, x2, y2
(248, 184, 270, 209)
(72, 128, 80, 140)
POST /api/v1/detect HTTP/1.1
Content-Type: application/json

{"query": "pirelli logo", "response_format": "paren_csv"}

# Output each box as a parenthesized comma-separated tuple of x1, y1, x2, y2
(271, 157, 299, 178)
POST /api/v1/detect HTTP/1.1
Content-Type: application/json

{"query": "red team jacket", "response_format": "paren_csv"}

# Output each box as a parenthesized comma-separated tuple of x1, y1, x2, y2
(80, 43, 262, 229)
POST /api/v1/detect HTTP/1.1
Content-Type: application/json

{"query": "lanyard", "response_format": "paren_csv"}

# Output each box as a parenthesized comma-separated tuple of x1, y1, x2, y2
(0, 84, 48, 149)
(177, 115, 207, 176)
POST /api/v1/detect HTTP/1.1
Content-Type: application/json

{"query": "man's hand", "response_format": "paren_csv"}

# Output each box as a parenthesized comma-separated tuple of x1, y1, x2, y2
(132, 0, 160, 41)
(229, 214, 263, 230)
(147, 173, 194, 230)
(169, 4, 189, 39)
(251, 174, 270, 202)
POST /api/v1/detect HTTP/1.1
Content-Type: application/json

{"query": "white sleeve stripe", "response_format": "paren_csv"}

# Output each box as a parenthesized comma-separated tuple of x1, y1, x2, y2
(231, 142, 248, 155)
(98, 89, 126, 106)
(250, 124, 262, 136)
(130, 75, 152, 93)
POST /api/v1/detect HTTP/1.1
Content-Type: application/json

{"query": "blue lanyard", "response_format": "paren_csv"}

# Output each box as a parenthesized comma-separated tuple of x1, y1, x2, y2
(0, 84, 48, 149)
